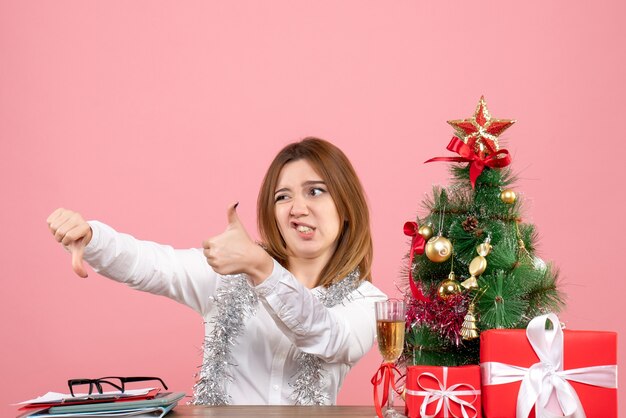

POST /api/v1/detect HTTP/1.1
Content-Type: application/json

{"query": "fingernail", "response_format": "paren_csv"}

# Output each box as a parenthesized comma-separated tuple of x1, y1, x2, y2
(234, 202, 239, 209)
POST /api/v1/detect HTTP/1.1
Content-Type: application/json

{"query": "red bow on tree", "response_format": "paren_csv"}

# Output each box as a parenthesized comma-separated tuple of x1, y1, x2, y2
(425, 137, 512, 188)
(404, 221, 429, 302)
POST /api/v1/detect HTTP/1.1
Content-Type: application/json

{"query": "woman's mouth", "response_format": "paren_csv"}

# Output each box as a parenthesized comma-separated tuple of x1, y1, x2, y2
(296, 225, 314, 233)
(292, 222, 315, 238)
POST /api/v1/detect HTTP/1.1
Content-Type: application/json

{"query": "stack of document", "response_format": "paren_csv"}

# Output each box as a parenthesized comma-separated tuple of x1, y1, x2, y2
(15, 389, 185, 418)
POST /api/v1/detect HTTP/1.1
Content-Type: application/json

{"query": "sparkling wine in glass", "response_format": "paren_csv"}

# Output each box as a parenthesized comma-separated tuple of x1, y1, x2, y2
(375, 300, 406, 418)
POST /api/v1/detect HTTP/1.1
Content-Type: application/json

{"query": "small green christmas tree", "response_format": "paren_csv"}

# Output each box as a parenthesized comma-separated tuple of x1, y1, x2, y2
(404, 96, 565, 366)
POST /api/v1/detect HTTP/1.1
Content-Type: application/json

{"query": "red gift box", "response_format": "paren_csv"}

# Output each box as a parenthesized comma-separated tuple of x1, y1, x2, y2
(480, 313, 618, 418)
(405, 365, 481, 418)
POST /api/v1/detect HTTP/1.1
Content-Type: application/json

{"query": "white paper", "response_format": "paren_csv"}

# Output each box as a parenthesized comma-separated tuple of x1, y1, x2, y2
(15, 388, 156, 405)
(29, 407, 162, 417)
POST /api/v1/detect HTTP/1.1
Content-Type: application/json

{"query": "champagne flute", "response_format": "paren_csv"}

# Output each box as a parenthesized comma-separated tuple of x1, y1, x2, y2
(375, 299, 406, 418)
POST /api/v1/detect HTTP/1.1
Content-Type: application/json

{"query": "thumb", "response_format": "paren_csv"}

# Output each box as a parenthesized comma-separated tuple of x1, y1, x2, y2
(69, 239, 88, 278)
(227, 202, 241, 226)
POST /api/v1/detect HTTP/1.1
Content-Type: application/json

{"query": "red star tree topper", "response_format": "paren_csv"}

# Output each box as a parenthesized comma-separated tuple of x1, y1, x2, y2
(447, 96, 516, 157)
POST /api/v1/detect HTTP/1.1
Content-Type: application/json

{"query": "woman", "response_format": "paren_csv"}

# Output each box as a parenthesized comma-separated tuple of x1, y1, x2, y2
(47, 137, 387, 405)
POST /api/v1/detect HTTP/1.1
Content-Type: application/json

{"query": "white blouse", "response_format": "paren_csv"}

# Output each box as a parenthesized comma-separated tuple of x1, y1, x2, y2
(83, 221, 387, 405)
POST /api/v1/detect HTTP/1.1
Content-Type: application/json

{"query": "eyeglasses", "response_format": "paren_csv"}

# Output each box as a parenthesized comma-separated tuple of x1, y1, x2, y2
(67, 376, 168, 397)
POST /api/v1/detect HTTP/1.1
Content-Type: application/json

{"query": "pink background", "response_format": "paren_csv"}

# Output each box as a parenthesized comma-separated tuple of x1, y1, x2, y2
(2, 1, 624, 416)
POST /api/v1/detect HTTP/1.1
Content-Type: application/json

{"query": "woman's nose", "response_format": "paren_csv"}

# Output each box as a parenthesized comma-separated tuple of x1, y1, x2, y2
(290, 196, 309, 217)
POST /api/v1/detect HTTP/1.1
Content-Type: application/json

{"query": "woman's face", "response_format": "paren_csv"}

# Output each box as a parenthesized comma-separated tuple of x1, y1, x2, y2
(273, 159, 342, 264)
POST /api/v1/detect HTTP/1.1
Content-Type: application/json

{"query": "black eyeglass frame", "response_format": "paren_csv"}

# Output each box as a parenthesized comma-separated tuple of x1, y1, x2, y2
(67, 376, 168, 397)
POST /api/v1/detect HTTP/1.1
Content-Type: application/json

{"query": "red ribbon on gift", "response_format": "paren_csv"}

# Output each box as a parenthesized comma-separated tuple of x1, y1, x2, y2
(403, 221, 429, 302)
(371, 363, 404, 418)
(425, 137, 512, 188)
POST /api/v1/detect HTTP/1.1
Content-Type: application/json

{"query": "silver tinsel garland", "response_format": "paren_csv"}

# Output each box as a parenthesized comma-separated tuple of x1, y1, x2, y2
(191, 274, 258, 405)
(291, 352, 327, 405)
(290, 268, 362, 405)
(192, 269, 362, 406)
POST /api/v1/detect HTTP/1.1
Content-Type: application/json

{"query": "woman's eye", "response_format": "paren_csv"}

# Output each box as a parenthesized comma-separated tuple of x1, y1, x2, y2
(309, 187, 325, 197)
(275, 194, 289, 202)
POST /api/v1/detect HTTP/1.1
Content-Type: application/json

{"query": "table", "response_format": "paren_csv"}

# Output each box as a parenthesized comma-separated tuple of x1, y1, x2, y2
(169, 405, 384, 417)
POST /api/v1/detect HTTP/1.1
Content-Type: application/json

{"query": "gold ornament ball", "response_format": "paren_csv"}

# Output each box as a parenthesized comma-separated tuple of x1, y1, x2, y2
(418, 224, 434, 241)
(425, 236, 453, 263)
(500, 189, 517, 204)
(438, 277, 461, 299)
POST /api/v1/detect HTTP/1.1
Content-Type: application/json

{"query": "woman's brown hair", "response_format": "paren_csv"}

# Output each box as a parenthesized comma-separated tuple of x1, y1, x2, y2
(257, 137, 373, 287)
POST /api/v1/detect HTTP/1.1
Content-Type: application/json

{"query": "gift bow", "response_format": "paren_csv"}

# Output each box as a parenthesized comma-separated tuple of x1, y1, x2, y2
(481, 313, 618, 418)
(403, 221, 429, 302)
(405, 367, 480, 418)
(425, 137, 511, 188)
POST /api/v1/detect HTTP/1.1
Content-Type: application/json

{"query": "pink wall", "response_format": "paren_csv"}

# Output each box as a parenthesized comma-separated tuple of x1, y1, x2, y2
(2, 1, 624, 416)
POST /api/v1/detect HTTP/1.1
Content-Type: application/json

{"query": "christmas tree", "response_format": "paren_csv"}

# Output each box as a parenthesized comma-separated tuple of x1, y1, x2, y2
(403, 96, 565, 366)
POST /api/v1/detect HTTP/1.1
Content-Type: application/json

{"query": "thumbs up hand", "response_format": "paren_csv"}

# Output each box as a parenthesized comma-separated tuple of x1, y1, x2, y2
(203, 203, 273, 285)
(47, 208, 92, 278)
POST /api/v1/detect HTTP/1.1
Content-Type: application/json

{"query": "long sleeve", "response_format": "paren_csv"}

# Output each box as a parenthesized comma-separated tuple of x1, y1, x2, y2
(83, 221, 218, 316)
(255, 260, 387, 365)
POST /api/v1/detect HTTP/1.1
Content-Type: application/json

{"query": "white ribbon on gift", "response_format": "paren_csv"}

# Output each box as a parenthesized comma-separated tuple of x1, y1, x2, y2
(405, 366, 480, 418)
(481, 313, 618, 418)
